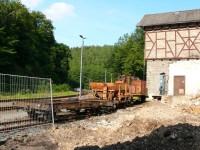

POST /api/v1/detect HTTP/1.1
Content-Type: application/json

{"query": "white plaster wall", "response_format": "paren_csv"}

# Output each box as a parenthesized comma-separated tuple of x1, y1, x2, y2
(168, 60, 200, 96)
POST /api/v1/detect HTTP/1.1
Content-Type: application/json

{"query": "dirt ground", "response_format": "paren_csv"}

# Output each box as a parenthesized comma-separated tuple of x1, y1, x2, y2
(1, 100, 200, 150)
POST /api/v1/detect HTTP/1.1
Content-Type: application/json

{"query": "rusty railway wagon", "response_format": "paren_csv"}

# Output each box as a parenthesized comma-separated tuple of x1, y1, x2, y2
(90, 75, 146, 102)
(13, 76, 147, 121)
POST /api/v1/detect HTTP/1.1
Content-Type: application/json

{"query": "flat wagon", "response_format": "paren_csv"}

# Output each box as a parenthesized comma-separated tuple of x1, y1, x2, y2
(13, 76, 147, 121)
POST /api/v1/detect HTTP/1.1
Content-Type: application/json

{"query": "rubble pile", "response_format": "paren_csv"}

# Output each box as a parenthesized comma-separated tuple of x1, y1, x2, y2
(181, 96, 200, 115)
(1, 101, 200, 150)
(75, 123, 200, 150)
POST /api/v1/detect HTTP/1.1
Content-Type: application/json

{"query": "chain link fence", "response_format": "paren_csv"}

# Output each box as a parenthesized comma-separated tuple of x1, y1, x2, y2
(0, 73, 54, 131)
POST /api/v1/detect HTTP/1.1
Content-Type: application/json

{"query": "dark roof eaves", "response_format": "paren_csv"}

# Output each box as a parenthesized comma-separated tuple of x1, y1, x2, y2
(137, 20, 200, 27)
(137, 9, 200, 27)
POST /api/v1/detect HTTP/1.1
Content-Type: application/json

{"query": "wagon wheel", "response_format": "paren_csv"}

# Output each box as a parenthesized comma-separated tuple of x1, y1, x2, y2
(27, 109, 38, 120)
(141, 96, 146, 103)
(109, 101, 117, 112)
(42, 111, 52, 122)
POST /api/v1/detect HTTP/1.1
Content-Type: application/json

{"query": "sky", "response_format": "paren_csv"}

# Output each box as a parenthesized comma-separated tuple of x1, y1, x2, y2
(21, 0, 200, 47)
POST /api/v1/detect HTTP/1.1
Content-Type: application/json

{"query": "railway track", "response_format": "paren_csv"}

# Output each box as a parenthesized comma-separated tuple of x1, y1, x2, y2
(0, 121, 47, 132)
(0, 119, 33, 126)
(0, 95, 79, 132)
(0, 106, 21, 111)
(0, 94, 78, 103)
(0, 93, 145, 132)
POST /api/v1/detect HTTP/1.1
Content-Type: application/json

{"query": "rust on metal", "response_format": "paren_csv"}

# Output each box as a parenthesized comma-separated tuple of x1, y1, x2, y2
(90, 75, 147, 101)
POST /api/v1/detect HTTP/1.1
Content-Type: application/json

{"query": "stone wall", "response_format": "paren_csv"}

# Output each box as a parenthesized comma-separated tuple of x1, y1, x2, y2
(146, 60, 175, 96)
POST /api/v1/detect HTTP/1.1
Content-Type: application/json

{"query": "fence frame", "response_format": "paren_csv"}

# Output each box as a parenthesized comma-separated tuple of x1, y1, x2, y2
(0, 73, 55, 132)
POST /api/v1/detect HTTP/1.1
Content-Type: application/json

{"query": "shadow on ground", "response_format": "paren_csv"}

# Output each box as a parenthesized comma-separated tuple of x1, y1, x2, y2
(56, 100, 147, 124)
(75, 123, 200, 150)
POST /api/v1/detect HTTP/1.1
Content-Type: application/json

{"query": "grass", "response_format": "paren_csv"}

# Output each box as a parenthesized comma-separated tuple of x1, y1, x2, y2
(52, 91, 78, 97)
(0, 91, 78, 100)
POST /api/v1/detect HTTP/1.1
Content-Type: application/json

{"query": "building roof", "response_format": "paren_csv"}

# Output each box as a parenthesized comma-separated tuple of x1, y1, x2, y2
(137, 9, 200, 27)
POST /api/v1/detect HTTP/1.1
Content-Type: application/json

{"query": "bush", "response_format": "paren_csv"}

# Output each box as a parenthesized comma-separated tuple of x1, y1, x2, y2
(53, 84, 72, 92)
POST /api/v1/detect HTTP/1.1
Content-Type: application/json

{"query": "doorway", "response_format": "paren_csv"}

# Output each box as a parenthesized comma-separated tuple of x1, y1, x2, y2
(174, 76, 185, 96)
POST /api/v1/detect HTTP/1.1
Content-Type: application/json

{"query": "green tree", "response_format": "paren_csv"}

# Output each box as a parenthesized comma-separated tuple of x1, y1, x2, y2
(0, 0, 71, 84)
(69, 45, 113, 88)
(109, 28, 144, 79)
(30, 11, 55, 77)
(0, 0, 56, 75)
(50, 43, 71, 83)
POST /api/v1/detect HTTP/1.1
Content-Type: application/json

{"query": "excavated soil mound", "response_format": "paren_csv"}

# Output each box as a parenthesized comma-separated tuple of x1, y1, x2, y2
(1, 101, 200, 150)
(75, 123, 200, 150)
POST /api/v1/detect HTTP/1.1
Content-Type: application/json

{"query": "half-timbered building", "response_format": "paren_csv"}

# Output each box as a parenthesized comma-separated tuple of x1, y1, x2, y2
(138, 9, 200, 98)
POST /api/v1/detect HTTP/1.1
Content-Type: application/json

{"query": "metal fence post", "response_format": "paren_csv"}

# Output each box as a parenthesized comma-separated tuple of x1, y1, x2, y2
(49, 78, 55, 127)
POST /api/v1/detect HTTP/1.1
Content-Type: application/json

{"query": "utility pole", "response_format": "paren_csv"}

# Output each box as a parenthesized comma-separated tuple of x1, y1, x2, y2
(79, 35, 86, 97)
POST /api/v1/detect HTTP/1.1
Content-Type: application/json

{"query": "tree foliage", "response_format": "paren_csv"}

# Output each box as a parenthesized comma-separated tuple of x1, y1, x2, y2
(50, 43, 71, 83)
(67, 29, 144, 88)
(0, 0, 71, 83)
(108, 28, 144, 79)
(0, 0, 145, 89)
(69, 45, 113, 88)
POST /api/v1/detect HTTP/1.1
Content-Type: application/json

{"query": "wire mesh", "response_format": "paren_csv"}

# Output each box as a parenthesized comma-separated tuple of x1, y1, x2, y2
(0, 73, 54, 132)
